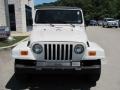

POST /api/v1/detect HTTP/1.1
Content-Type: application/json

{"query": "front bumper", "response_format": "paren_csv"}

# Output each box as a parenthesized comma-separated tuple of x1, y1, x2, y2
(108, 23, 118, 27)
(15, 59, 101, 74)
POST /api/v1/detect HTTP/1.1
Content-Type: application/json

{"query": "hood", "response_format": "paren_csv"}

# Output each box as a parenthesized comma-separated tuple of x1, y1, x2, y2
(30, 24, 88, 43)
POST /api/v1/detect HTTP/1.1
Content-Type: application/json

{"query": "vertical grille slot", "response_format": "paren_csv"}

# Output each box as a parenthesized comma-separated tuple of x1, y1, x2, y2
(65, 44, 69, 60)
(53, 44, 56, 60)
(49, 44, 51, 60)
(57, 44, 60, 60)
(44, 44, 47, 60)
(61, 44, 64, 60)
(70, 45, 73, 60)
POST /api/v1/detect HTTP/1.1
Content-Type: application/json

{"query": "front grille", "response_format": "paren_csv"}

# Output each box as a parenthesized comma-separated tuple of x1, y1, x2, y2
(44, 44, 73, 60)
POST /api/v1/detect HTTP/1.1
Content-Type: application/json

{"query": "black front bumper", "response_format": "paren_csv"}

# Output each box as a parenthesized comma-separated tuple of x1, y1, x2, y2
(15, 59, 101, 74)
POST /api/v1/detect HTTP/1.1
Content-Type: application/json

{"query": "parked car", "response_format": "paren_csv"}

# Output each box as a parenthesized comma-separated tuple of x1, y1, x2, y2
(117, 19, 120, 27)
(12, 7, 105, 82)
(102, 18, 119, 28)
(97, 20, 103, 26)
(0, 26, 10, 39)
(89, 20, 97, 26)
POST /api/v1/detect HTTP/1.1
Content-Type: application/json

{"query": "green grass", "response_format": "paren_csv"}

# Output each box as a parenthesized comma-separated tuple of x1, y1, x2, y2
(0, 36, 28, 47)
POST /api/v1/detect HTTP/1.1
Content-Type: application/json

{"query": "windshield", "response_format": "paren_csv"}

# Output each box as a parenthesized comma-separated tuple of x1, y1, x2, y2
(35, 10, 83, 24)
(106, 18, 114, 21)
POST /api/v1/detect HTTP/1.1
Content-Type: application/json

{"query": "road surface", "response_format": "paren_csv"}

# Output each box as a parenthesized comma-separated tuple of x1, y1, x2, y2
(0, 26, 120, 90)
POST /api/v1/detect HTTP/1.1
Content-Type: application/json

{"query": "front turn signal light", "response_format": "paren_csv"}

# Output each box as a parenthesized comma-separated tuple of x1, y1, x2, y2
(88, 51, 96, 56)
(21, 51, 28, 56)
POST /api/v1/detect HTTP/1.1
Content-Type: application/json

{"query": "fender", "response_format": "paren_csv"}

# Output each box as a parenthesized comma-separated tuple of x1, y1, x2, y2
(12, 41, 35, 60)
(83, 42, 105, 60)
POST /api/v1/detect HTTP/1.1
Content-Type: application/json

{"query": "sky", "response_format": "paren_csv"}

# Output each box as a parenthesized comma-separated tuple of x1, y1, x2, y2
(34, 0, 57, 5)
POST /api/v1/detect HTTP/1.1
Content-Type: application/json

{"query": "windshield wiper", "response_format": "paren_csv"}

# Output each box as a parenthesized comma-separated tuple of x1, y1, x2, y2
(70, 24, 75, 27)
(56, 21, 75, 27)
(50, 23, 54, 27)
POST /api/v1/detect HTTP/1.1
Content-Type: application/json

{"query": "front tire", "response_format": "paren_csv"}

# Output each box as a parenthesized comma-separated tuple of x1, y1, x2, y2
(85, 60, 101, 82)
(14, 66, 27, 79)
(14, 60, 27, 79)
(87, 68, 101, 82)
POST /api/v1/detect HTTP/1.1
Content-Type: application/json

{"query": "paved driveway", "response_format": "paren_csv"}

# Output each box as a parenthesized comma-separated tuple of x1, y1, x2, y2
(0, 26, 120, 90)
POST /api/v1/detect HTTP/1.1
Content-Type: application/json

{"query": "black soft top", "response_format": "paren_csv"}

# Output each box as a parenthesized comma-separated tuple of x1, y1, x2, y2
(37, 6, 82, 10)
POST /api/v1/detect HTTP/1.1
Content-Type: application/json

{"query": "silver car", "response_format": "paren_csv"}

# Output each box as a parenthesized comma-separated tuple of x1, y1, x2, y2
(0, 26, 10, 39)
(102, 18, 119, 28)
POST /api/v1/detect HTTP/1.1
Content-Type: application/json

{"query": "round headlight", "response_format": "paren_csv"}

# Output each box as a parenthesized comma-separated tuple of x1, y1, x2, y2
(74, 44, 84, 54)
(32, 44, 43, 54)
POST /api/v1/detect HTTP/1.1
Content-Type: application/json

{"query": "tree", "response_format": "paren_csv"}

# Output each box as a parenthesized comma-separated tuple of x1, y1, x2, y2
(35, 0, 120, 20)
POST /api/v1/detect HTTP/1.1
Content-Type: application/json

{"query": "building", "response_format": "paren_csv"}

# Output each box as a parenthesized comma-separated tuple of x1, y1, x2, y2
(0, 0, 10, 27)
(0, 0, 34, 32)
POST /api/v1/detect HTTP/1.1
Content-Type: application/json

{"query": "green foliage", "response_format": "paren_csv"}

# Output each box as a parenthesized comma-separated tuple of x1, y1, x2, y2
(35, 0, 120, 20)
(0, 36, 28, 47)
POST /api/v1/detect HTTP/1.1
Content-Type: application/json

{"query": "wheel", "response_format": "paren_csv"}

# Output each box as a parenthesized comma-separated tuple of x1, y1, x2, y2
(85, 60, 101, 82)
(14, 67, 28, 81)
(14, 60, 27, 80)
(87, 69, 101, 82)
(106, 25, 109, 28)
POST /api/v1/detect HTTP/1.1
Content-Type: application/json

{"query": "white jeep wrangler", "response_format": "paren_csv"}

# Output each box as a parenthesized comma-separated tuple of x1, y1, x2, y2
(12, 7, 105, 81)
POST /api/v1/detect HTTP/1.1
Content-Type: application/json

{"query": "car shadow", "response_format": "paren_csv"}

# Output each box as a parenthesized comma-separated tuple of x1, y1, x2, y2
(6, 74, 96, 90)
